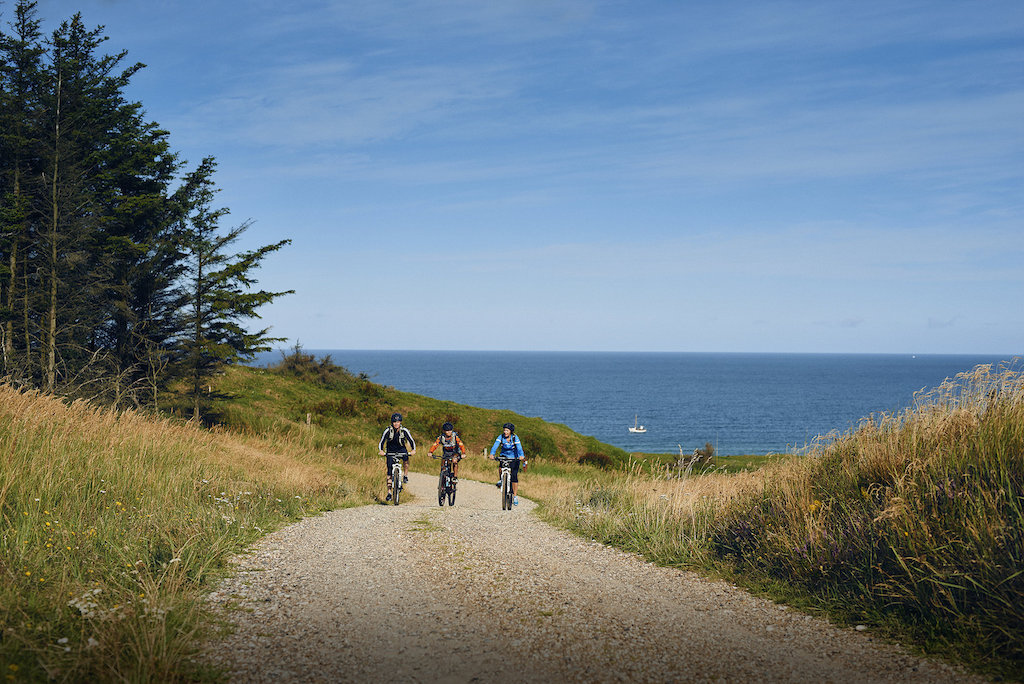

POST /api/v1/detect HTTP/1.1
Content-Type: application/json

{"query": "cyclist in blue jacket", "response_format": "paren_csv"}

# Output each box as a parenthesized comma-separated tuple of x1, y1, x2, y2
(489, 422, 525, 506)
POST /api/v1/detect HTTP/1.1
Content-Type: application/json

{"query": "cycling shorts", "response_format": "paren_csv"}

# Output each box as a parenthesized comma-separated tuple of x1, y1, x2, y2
(385, 453, 409, 474)
(497, 458, 522, 483)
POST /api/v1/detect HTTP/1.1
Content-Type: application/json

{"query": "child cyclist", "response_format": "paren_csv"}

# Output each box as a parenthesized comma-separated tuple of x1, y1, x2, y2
(428, 422, 466, 481)
(378, 412, 416, 502)
(489, 422, 525, 506)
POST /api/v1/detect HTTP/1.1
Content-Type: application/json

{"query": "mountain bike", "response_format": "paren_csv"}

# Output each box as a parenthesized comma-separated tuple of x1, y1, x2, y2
(386, 453, 405, 505)
(434, 454, 457, 506)
(496, 457, 516, 510)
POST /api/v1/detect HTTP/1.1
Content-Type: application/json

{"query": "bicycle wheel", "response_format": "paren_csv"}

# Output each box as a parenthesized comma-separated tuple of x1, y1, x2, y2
(393, 468, 402, 505)
(438, 471, 446, 506)
(501, 472, 510, 510)
(448, 482, 456, 506)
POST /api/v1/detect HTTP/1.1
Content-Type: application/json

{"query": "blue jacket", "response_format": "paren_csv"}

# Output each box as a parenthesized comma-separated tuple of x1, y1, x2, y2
(491, 434, 524, 459)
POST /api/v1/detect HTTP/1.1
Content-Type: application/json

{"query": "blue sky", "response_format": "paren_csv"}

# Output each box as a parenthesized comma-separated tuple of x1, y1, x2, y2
(23, 0, 1024, 353)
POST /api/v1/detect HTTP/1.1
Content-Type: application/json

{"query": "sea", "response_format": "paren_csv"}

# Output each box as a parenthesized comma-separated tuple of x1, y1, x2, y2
(253, 350, 1019, 456)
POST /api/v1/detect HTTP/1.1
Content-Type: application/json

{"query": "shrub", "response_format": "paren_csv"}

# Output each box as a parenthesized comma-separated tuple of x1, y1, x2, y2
(578, 452, 612, 469)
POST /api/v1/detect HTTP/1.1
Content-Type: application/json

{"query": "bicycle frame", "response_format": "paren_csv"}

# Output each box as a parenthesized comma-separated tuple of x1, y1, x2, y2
(387, 453, 404, 505)
(435, 455, 457, 506)
(496, 457, 515, 510)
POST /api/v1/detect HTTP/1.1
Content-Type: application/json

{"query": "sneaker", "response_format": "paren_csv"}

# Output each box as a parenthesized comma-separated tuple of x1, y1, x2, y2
(386, 493, 392, 502)
(513, 496, 519, 506)
(495, 481, 501, 488)
(403, 475, 409, 483)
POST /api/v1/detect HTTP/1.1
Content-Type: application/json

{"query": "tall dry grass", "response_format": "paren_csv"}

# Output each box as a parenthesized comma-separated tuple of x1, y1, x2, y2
(536, 363, 1024, 678)
(0, 384, 378, 681)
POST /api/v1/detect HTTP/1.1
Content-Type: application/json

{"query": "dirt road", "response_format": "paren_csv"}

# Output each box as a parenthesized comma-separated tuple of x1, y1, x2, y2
(201, 472, 981, 683)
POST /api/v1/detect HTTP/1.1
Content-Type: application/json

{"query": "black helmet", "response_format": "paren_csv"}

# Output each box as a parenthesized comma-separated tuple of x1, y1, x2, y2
(391, 412, 402, 423)
(502, 422, 515, 433)
(442, 422, 454, 432)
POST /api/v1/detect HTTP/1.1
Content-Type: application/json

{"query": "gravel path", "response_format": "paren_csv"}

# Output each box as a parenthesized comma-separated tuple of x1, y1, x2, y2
(200, 472, 983, 683)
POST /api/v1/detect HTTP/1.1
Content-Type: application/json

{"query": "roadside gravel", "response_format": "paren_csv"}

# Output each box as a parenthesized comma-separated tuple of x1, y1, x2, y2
(199, 472, 984, 683)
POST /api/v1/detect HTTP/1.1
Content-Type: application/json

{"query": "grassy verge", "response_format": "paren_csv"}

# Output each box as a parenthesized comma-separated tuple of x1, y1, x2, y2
(0, 384, 379, 682)
(532, 363, 1024, 680)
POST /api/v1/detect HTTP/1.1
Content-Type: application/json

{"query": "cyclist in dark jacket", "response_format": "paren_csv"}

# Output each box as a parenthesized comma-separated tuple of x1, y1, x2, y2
(378, 413, 416, 502)
(489, 422, 525, 506)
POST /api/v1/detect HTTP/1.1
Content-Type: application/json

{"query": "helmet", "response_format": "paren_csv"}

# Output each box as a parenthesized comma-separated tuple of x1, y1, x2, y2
(502, 422, 515, 433)
(442, 422, 454, 432)
(391, 413, 402, 423)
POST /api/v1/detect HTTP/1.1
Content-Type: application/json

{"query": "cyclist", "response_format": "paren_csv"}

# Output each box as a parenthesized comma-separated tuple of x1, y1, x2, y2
(489, 422, 525, 506)
(378, 412, 416, 502)
(428, 421, 466, 481)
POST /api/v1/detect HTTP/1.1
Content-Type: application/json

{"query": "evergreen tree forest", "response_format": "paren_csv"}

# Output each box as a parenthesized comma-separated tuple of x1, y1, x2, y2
(0, 1, 292, 414)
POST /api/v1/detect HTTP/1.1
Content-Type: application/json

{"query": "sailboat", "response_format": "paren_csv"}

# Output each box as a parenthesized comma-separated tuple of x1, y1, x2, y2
(628, 415, 647, 433)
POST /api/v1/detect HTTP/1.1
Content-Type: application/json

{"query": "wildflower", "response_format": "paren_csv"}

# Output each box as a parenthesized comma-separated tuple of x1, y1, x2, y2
(24, 571, 30, 577)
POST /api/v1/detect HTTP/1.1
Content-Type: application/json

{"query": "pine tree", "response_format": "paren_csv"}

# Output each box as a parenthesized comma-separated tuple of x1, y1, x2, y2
(0, 0, 44, 380)
(176, 158, 292, 419)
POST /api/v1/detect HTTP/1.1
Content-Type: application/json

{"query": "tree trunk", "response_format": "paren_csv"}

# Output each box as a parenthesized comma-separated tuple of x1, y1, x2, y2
(45, 71, 62, 393)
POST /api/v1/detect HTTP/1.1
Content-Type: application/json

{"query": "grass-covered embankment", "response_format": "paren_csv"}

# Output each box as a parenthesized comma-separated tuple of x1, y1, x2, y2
(536, 363, 1024, 679)
(0, 384, 381, 682)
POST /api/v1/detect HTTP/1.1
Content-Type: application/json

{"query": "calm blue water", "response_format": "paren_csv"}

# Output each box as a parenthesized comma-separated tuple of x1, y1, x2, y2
(254, 351, 1018, 455)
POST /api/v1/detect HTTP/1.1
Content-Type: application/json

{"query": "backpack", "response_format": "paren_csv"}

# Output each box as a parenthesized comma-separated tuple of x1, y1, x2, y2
(387, 426, 410, 448)
(439, 431, 461, 454)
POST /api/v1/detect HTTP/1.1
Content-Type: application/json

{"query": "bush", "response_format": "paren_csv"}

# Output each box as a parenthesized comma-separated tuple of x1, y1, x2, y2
(272, 343, 352, 387)
(578, 452, 612, 469)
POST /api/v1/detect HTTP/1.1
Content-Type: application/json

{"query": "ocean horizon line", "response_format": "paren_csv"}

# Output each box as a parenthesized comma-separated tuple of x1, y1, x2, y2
(268, 348, 1021, 358)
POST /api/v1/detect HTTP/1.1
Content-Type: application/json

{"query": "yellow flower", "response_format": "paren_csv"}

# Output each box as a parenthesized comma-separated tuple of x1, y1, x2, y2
(24, 571, 30, 576)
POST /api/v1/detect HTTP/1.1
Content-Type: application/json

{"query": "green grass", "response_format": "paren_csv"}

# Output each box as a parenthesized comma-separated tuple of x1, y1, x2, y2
(0, 385, 379, 682)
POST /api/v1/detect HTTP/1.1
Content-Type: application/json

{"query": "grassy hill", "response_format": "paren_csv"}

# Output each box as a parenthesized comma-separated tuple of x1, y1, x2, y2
(187, 349, 631, 474)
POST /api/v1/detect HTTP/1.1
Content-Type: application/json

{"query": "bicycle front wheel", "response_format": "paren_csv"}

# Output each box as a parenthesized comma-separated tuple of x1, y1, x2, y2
(501, 472, 510, 510)
(438, 471, 446, 506)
